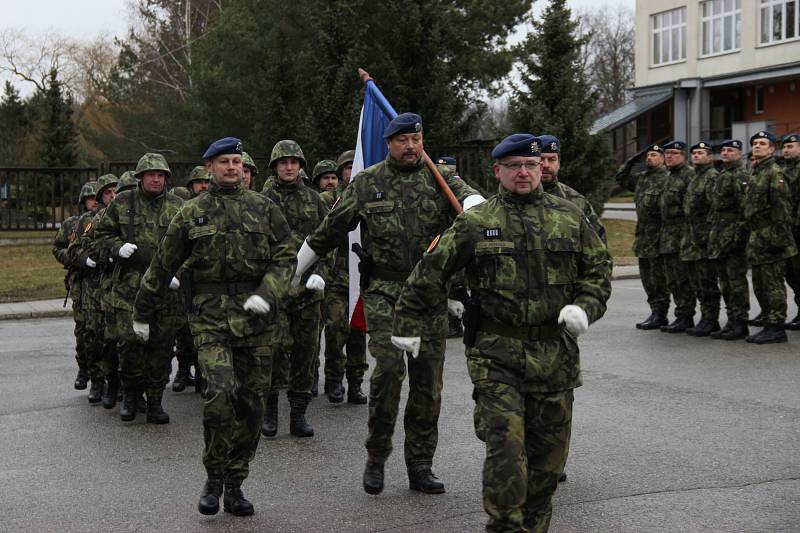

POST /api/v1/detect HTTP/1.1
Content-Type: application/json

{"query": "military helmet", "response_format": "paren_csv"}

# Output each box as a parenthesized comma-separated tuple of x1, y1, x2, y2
(95, 174, 119, 201)
(116, 171, 138, 193)
(169, 186, 193, 201)
(242, 152, 259, 175)
(336, 149, 355, 174)
(134, 152, 171, 179)
(77, 181, 98, 204)
(312, 159, 338, 183)
(269, 140, 306, 168)
(186, 165, 212, 185)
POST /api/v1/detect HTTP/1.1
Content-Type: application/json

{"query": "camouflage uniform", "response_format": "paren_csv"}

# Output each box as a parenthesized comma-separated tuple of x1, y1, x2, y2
(169, 186, 193, 201)
(781, 156, 800, 318)
(394, 185, 612, 533)
(305, 153, 477, 473)
(680, 163, 721, 324)
(134, 180, 294, 486)
(542, 178, 607, 243)
(660, 162, 697, 320)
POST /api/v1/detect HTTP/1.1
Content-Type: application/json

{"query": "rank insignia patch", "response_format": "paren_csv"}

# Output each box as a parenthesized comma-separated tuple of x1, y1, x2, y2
(484, 228, 501, 239)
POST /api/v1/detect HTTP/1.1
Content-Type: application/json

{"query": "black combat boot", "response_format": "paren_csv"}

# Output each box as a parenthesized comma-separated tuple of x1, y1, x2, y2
(347, 380, 368, 405)
(74, 369, 89, 390)
(636, 312, 668, 330)
(311, 369, 319, 397)
(785, 312, 800, 330)
(289, 407, 314, 437)
(408, 468, 445, 494)
(720, 320, 748, 341)
(198, 477, 223, 515)
(261, 393, 278, 437)
(748, 312, 764, 327)
(558, 471, 567, 482)
(88, 378, 104, 404)
(102, 375, 119, 409)
(746, 324, 788, 344)
(325, 379, 344, 404)
(363, 461, 385, 495)
(146, 392, 170, 424)
(195, 367, 205, 395)
(710, 321, 733, 339)
(136, 389, 147, 414)
(119, 383, 137, 421)
(660, 316, 694, 333)
(223, 482, 255, 516)
(686, 318, 720, 337)
(172, 365, 189, 392)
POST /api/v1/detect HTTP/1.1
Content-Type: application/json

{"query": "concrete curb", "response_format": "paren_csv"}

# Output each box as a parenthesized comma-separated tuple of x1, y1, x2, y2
(0, 309, 73, 321)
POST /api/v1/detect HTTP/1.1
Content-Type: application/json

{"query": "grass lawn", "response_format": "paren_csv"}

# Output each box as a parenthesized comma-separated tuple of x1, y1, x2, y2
(603, 218, 637, 266)
(0, 242, 66, 302)
(0, 230, 53, 239)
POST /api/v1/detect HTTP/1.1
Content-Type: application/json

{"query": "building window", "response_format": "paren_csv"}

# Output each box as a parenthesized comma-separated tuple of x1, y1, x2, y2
(652, 7, 687, 65)
(755, 85, 765, 114)
(701, 0, 742, 55)
(761, 0, 800, 44)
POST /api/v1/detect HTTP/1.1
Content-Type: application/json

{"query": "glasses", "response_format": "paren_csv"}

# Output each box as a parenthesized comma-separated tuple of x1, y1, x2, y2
(497, 161, 540, 172)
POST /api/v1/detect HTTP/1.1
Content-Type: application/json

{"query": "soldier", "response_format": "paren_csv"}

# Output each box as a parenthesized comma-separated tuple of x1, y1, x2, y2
(314, 158, 369, 404)
(780, 133, 800, 329)
(659, 141, 697, 333)
(681, 142, 722, 336)
(53, 181, 97, 390)
(615, 145, 670, 329)
(435, 156, 457, 174)
(708, 140, 751, 340)
(394, 133, 611, 532)
(93, 153, 184, 423)
(292, 113, 484, 495)
(743, 131, 797, 344)
(132, 137, 294, 516)
(260, 140, 328, 438)
(242, 152, 258, 190)
(539, 134, 607, 243)
(337, 149, 355, 186)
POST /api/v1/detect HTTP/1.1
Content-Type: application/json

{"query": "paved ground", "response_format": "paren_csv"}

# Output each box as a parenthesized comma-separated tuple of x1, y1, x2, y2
(0, 278, 798, 532)
(601, 202, 636, 221)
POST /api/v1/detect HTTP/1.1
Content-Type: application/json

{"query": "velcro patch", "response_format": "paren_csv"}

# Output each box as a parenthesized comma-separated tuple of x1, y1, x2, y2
(374, 191, 385, 200)
(195, 215, 209, 225)
(427, 234, 441, 253)
(484, 228, 501, 239)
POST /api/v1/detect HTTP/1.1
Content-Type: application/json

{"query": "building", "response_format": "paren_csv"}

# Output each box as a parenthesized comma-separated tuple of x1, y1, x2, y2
(593, 0, 800, 162)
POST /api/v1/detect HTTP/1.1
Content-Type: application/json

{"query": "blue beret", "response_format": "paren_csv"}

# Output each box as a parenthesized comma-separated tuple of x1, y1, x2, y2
(383, 113, 423, 139)
(720, 139, 743, 151)
(645, 143, 664, 153)
(203, 137, 243, 160)
(663, 140, 687, 151)
(539, 134, 560, 153)
(782, 133, 800, 144)
(491, 134, 541, 159)
(690, 141, 712, 152)
(436, 156, 456, 165)
(750, 130, 777, 145)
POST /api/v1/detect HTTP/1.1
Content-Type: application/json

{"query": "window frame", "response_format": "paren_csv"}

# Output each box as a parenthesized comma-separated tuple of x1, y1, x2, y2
(759, 0, 800, 45)
(651, 6, 688, 67)
(700, 0, 743, 57)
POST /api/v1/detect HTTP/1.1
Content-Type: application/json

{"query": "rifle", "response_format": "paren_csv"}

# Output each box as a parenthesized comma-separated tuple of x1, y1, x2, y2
(351, 243, 374, 291)
(462, 293, 481, 348)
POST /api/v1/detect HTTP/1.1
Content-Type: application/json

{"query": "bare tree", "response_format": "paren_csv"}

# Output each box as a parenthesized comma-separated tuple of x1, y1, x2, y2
(0, 29, 82, 93)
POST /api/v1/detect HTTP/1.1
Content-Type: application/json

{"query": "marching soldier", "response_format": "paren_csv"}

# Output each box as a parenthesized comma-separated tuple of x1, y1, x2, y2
(780, 133, 800, 329)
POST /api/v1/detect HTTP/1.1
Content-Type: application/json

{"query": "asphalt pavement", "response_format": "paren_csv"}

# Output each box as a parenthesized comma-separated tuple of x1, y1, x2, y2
(0, 278, 798, 532)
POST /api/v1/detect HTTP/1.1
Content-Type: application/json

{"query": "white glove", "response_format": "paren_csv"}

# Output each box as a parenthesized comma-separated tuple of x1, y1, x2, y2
(447, 299, 464, 319)
(558, 305, 588, 337)
(132, 321, 150, 342)
(85, 257, 97, 268)
(169, 276, 180, 290)
(305, 274, 325, 291)
(291, 240, 320, 287)
(118, 242, 138, 258)
(462, 194, 486, 211)
(391, 336, 421, 359)
(243, 294, 271, 314)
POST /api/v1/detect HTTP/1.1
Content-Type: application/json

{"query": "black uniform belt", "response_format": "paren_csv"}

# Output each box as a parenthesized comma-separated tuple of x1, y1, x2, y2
(372, 265, 411, 282)
(193, 281, 260, 295)
(478, 318, 562, 341)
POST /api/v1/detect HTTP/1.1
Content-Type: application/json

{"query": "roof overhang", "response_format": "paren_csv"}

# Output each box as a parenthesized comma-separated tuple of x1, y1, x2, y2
(590, 87, 673, 134)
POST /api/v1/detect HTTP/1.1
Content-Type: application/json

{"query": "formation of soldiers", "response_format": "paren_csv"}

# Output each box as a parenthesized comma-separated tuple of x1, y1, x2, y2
(52, 114, 613, 532)
(617, 131, 800, 344)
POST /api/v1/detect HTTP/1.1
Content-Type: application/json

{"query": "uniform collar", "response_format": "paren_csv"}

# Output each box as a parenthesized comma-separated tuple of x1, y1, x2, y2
(498, 183, 544, 205)
(209, 181, 243, 196)
(753, 155, 774, 169)
(387, 154, 424, 172)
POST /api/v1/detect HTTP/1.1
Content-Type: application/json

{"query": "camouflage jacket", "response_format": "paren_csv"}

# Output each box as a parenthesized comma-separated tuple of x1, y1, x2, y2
(92, 185, 184, 312)
(659, 162, 695, 255)
(781, 157, 800, 232)
(66, 209, 104, 310)
(679, 163, 718, 261)
(319, 187, 349, 294)
(134, 182, 296, 345)
(394, 186, 612, 392)
(708, 159, 749, 259)
(52, 214, 82, 302)
(616, 165, 668, 258)
(542, 178, 607, 243)
(169, 186, 194, 201)
(744, 156, 797, 265)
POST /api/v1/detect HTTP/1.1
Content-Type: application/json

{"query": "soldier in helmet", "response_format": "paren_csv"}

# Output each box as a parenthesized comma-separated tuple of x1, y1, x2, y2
(259, 140, 329, 438)
(242, 152, 258, 190)
(337, 150, 355, 186)
(53, 181, 98, 390)
(93, 153, 184, 423)
(313, 159, 339, 193)
(779, 133, 800, 329)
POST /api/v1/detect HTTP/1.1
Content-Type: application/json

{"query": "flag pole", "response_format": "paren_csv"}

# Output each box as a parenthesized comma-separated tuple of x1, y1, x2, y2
(358, 68, 463, 215)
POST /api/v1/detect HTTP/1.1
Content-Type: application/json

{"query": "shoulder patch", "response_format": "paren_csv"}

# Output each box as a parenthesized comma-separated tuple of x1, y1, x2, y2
(484, 228, 501, 239)
(427, 234, 441, 253)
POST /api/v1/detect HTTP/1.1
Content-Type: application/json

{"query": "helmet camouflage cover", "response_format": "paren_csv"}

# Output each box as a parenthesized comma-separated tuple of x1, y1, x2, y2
(242, 152, 259, 174)
(116, 171, 138, 193)
(134, 152, 171, 179)
(186, 165, 212, 185)
(95, 173, 119, 200)
(312, 159, 338, 183)
(336, 149, 355, 174)
(269, 140, 306, 168)
(78, 181, 98, 204)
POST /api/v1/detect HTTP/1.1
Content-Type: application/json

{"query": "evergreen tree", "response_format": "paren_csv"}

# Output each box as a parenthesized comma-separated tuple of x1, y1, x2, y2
(0, 81, 33, 165)
(511, 0, 613, 209)
(40, 69, 79, 167)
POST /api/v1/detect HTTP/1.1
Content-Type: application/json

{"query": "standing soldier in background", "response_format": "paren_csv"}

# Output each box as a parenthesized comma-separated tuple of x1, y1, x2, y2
(779, 133, 800, 329)
(260, 140, 328, 438)
(659, 141, 697, 333)
(337, 150, 355, 186)
(133, 137, 295, 517)
(681, 142, 721, 336)
(708, 140, 751, 340)
(743, 131, 797, 344)
(53, 181, 97, 390)
(616, 145, 670, 330)
(242, 152, 258, 190)
(93, 153, 184, 423)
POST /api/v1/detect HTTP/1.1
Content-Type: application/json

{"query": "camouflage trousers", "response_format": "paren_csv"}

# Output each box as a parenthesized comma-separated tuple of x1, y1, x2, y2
(82, 307, 108, 381)
(101, 299, 119, 380)
(686, 259, 721, 320)
(784, 253, 800, 309)
(638, 256, 669, 315)
(751, 260, 788, 326)
(267, 302, 321, 410)
(71, 305, 88, 375)
(662, 253, 696, 319)
(473, 383, 573, 533)
(197, 339, 271, 484)
(174, 316, 197, 375)
(319, 290, 368, 383)
(715, 255, 750, 321)
(115, 307, 178, 397)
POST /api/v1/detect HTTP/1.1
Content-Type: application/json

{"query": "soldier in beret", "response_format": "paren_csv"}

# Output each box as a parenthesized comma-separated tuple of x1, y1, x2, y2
(780, 133, 800, 329)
